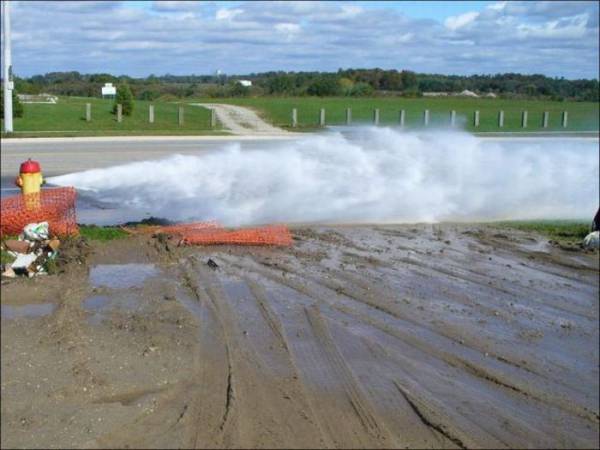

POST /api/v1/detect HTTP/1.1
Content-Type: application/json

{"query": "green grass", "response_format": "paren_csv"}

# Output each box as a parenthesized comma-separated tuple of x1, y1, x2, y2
(1, 96, 221, 136)
(493, 220, 591, 245)
(1, 248, 16, 265)
(189, 97, 600, 132)
(79, 225, 129, 241)
(2, 95, 598, 136)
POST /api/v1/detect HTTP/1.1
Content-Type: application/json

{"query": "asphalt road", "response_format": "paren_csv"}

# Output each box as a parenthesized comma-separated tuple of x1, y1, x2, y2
(0, 135, 299, 178)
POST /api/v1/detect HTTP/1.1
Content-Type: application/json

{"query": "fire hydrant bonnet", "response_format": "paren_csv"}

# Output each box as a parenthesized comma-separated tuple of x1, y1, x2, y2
(19, 159, 42, 174)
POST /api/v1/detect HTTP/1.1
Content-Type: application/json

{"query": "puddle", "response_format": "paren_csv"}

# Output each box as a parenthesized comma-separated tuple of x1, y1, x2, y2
(89, 264, 159, 289)
(83, 294, 140, 325)
(1, 303, 56, 320)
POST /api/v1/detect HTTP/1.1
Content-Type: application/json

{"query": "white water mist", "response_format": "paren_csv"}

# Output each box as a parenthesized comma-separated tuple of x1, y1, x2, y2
(48, 128, 599, 226)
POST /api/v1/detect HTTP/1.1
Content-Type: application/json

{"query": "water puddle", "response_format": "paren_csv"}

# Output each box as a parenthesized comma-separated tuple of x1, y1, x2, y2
(1, 303, 56, 320)
(83, 294, 141, 325)
(89, 264, 159, 289)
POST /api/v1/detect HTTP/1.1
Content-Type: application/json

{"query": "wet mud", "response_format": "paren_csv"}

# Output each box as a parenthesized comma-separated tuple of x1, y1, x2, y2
(1, 224, 598, 448)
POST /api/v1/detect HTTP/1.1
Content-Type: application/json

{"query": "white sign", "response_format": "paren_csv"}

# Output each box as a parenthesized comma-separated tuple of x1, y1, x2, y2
(101, 83, 116, 96)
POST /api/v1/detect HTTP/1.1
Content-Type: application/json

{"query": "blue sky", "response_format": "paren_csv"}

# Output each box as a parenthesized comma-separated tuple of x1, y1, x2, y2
(3, 1, 599, 78)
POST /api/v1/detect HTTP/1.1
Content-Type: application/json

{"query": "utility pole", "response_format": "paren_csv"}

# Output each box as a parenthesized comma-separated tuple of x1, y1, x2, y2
(2, 0, 14, 133)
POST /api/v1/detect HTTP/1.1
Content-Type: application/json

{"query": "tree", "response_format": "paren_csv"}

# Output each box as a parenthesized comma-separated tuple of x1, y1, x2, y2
(113, 83, 134, 116)
(307, 76, 340, 96)
(1, 89, 24, 119)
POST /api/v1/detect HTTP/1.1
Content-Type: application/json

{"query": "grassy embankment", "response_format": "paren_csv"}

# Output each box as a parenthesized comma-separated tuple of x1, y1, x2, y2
(195, 97, 600, 132)
(1, 96, 222, 137)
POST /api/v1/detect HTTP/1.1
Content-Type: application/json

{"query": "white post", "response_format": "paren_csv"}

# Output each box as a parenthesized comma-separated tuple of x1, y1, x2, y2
(562, 111, 568, 128)
(373, 108, 379, 125)
(291, 108, 297, 127)
(117, 104, 122, 123)
(2, 0, 14, 133)
(346, 107, 351, 125)
(450, 110, 456, 126)
(474, 110, 480, 127)
(498, 110, 504, 128)
(423, 109, 429, 126)
(86, 103, 91, 122)
(319, 108, 325, 126)
(211, 109, 217, 128)
(542, 111, 549, 128)
(522, 111, 528, 128)
(399, 110, 405, 127)
(149, 105, 154, 123)
(178, 106, 184, 126)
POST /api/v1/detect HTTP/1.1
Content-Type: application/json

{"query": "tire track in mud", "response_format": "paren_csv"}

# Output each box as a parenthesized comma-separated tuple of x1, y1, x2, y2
(185, 255, 331, 448)
(219, 253, 599, 430)
(304, 305, 396, 446)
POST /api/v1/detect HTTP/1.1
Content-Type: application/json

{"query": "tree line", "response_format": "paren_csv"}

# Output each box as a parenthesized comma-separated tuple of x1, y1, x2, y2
(9, 69, 599, 101)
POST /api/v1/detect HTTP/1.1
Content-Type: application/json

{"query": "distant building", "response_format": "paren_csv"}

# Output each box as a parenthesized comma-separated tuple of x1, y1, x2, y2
(101, 83, 116, 98)
(422, 92, 448, 97)
(237, 80, 252, 87)
(485, 92, 498, 98)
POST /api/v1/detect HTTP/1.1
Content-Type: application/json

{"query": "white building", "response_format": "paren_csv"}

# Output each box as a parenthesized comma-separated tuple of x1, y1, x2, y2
(237, 80, 252, 87)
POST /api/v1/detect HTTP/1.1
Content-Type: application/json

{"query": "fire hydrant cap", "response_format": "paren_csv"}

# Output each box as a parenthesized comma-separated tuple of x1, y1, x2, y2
(20, 159, 41, 174)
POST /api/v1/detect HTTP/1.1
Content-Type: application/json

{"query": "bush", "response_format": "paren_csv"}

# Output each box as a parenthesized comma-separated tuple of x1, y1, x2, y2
(112, 83, 134, 116)
(1, 89, 24, 119)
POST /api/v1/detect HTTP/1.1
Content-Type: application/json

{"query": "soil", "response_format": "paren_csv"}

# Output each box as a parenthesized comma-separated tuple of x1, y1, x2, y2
(1, 224, 598, 449)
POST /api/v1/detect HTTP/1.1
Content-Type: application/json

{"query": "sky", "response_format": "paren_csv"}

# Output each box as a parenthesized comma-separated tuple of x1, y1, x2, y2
(1, 0, 598, 79)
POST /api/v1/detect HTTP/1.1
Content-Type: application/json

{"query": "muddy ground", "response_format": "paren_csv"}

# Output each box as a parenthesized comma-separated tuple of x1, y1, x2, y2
(1, 224, 598, 449)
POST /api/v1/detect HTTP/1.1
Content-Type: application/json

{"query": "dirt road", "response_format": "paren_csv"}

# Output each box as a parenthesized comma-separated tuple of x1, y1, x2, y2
(1, 224, 598, 448)
(192, 103, 294, 135)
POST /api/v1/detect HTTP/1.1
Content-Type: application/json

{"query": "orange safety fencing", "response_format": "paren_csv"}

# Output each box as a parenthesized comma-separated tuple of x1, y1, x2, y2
(0, 187, 79, 237)
(141, 221, 293, 246)
(179, 225, 293, 246)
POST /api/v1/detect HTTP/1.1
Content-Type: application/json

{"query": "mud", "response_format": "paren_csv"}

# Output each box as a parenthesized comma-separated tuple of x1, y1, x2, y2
(1, 224, 598, 449)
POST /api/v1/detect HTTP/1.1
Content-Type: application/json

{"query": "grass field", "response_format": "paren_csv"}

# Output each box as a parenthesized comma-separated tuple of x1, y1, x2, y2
(1, 96, 220, 137)
(493, 220, 592, 245)
(192, 97, 600, 132)
(1, 95, 598, 136)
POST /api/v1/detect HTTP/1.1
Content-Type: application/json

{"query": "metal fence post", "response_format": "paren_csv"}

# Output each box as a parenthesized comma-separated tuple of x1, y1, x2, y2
(562, 111, 568, 128)
(149, 105, 154, 123)
(450, 110, 456, 126)
(542, 111, 549, 128)
(319, 108, 325, 126)
(473, 110, 480, 127)
(85, 103, 91, 122)
(117, 104, 122, 123)
(211, 109, 217, 128)
(178, 106, 184, 126)
(346, 108, 352, 125)
(522, 110, 528, 128)
(399, 110, 405, 127)
(498, 110, 504, 128)
(423, 109, 429, 126)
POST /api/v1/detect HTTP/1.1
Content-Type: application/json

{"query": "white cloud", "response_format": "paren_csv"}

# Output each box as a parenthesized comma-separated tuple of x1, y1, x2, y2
(275, 23, 301, 34)
(2, 1, 598, 79)
(444, 11, 480, 30)
(215, 8, 243, 21)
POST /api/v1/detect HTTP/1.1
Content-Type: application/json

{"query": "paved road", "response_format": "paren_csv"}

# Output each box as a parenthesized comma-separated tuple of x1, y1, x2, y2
(0, 135, 300, 178)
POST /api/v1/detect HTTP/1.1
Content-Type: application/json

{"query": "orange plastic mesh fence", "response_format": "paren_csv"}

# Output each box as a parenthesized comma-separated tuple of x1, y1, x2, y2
(179, 224, 293, 246)
(152, 221, 220, 235)
(1, 187, 79, 237)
